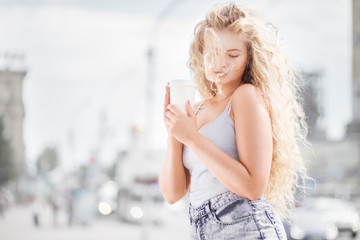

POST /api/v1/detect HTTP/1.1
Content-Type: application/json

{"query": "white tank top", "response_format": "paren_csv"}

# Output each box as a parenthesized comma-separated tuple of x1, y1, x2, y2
(182, 98, 240, 207)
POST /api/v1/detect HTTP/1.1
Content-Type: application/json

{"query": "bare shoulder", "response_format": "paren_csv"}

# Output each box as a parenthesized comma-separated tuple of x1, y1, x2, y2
(232, 84, 267, 110)
(230, 84, 269, 122)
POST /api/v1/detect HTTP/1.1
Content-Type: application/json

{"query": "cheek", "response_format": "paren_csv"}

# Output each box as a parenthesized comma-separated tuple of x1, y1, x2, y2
(203, 54, 216, 71)
(203, 55, 216, 81)
(227, 62, 245, 74)
(204, 68, 215, 82)
(232, 58, 247, 71)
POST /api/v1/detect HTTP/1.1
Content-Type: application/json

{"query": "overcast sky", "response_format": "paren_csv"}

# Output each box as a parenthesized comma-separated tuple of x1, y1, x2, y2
(0, 0, 353, 170)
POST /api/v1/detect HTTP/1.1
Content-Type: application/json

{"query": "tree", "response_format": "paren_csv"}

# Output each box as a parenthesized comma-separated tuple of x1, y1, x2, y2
(36, 146, 59, 174)
(0, 118, 15, 187)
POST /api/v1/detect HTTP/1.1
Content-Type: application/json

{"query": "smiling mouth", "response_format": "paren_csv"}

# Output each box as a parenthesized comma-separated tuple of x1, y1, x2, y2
(215, 72, 226, 77)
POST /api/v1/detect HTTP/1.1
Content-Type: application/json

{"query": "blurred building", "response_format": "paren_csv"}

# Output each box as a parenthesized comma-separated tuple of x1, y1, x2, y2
(303, 139, 360, 182)
(0, 52, 26, 174)
(346, 0, 360, 139)
(300, 70, 326, 141)
(304, 0, 360, 186)
(299, 68, 360, 184)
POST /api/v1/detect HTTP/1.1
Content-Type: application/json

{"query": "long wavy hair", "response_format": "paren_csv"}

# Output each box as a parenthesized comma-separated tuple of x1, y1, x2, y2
(188, 2, 310, 218)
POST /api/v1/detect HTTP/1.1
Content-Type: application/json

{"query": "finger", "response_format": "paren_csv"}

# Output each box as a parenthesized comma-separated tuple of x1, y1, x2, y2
(166, 83, 170, 106)
(164, 118, 172, 127)
(164, 118, 171, 126)
(164, 84, 170, 109)
(185, 100, 195, 118)
(164, 111, 170, 122)
(167, 104, 183, 116)
(165, 110, 176, 121)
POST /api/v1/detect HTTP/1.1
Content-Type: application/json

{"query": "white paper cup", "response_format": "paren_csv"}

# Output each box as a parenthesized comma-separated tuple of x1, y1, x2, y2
(170, 80, 197, 115)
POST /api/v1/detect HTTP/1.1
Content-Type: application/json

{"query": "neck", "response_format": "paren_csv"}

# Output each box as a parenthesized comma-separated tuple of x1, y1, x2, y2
(214, 81, 239, 101)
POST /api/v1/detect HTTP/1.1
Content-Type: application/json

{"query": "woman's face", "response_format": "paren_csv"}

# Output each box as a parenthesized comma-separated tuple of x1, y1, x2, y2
(203, 29, 248, 86)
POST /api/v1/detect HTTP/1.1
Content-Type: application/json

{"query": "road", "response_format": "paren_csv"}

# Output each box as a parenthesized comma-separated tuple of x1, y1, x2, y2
(0, 205, 190, 240)
(0, 205, 358, 240)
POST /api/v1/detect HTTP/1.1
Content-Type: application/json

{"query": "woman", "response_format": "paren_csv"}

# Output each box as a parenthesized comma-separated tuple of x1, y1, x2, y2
(160, 2, 309, 240)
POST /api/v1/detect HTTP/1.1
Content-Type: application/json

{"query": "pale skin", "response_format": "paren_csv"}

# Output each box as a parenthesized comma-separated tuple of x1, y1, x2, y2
(159, 29, 273, 204)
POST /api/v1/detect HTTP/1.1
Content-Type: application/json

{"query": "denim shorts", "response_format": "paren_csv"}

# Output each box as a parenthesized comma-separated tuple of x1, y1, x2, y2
(188, 191, 287, 240)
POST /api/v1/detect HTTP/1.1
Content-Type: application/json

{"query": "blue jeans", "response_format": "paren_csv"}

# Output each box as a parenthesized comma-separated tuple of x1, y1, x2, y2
(189, 191, 287, 239)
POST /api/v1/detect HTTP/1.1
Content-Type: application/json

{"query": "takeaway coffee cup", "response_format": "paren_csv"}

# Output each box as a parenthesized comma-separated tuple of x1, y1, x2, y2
(169, 80, 197, 115)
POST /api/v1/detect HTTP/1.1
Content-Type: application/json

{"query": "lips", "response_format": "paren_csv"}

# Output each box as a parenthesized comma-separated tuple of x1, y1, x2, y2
(215, 71, 227, 78)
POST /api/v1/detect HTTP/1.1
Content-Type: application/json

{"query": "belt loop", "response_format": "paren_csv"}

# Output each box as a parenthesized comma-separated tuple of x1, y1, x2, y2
(205, 201, 211, 214)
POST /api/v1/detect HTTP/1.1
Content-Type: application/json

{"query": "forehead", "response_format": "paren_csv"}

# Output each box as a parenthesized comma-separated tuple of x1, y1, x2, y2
(204, 29, 247, 51)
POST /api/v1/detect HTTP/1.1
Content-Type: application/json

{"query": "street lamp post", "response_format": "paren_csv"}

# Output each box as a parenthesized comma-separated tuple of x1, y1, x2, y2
(144, 0, 186, 151)
(140, 2, 186, 239)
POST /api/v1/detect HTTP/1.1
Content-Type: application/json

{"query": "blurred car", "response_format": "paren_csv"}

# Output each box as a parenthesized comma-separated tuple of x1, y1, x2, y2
(285, 197, 360, 239)
(116, 175, 165, 224)
(97, 180, 118, 216)
(306, 197, 360, 238)
(284, 209, 338, 240)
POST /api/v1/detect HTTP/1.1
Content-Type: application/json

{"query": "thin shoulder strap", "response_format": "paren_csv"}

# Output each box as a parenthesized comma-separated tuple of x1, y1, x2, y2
(195, 101, 204, 115)
(226, 96, 233, 113)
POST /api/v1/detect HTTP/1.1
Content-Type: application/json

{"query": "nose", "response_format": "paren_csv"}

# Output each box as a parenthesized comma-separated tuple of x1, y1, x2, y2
(215, 54, 228, 69)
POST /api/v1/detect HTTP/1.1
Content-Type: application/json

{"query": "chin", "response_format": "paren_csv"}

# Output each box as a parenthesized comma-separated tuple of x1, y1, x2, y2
(215, 77, 233, 86)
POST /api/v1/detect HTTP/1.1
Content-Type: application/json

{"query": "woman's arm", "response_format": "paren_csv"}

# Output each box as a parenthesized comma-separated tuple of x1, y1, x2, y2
(159, 138, 190, 204)
(166, 84, 272, 200)
(159, 84, 191, 204)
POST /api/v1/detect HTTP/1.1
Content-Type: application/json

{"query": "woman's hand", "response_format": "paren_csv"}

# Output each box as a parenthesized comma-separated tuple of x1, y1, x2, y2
(164, 83, 171, 128)
(164, 100, 199, 146)
(164, 84, 181, 144)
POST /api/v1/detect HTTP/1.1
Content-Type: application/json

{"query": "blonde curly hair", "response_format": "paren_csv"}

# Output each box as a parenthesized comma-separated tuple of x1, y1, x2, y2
(188, 2, 310, 218)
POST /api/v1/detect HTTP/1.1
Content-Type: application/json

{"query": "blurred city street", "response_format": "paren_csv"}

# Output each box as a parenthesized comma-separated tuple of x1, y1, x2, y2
(0, 1, 360, 240)
(1, 204, 360, 240)
(0, 205, 190, 240)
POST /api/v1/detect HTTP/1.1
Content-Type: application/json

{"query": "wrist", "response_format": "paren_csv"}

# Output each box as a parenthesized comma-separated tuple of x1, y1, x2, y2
(186, 131, 202, 149)
(167, 137, 183, 147)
